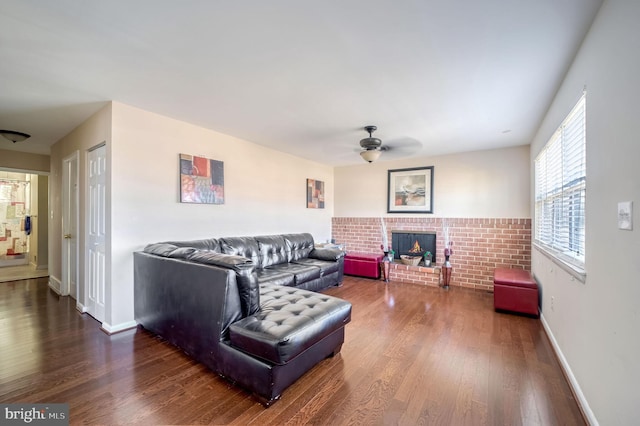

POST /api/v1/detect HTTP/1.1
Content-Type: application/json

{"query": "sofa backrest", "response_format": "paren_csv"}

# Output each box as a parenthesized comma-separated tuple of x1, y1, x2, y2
(219, 234, 315, 268)
(145, 233, 317, 273)
(220, 236, 261, 266)
(163, 238, 222, 252)
(283, 233, 315, 262)
(255, 235, 289, 268)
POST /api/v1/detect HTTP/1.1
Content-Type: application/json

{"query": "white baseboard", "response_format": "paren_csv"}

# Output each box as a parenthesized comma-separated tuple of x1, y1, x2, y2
(540, 313, 598, 426)
(76, 302, 88, 313)
(48, 276, 62, 294)
(28, 260, 47, 270)
(101, 320, 137, 335)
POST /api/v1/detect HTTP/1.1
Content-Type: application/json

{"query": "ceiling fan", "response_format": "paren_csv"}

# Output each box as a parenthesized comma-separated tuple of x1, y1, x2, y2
(359, 125, 386, 163)
(358, 125, 421, 163)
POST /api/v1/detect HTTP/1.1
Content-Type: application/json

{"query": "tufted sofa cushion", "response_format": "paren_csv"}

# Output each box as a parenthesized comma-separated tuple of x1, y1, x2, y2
(220, 236, 261, 266)
(228, 284, 352, 365)
(256, 235, 289, 267)
(264, 263, 321, 284)
(291, 257, 340, 276)
(283, 233, 315, 262)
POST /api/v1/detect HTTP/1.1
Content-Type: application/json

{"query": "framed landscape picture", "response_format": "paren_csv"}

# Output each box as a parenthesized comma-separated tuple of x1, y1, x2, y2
(307, 179, 325, 209)
(180, 154, 224, 204)
(387, 166, 434, 213)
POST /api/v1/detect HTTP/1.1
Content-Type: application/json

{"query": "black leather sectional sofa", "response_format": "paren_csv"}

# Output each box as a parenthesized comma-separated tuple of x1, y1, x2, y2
(133, 233, 351, 405)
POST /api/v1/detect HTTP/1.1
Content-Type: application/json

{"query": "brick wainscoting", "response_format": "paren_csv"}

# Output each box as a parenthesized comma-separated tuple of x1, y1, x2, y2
(332, 217, 531, 291)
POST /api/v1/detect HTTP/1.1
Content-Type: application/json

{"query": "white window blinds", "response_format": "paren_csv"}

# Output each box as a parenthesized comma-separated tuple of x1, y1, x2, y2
(534, 95, 586, 268)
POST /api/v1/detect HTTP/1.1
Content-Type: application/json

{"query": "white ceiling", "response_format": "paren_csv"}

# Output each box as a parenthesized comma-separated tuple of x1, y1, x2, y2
(0, 1, 602, 166)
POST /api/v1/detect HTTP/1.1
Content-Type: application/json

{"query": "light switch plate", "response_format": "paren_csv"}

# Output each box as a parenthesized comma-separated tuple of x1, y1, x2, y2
(618, 201, 633, 230)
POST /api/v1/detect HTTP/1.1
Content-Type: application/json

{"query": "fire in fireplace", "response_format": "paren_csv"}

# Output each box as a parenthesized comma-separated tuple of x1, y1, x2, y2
(391, 231, 437, 263)
(408, 240, 423, 254)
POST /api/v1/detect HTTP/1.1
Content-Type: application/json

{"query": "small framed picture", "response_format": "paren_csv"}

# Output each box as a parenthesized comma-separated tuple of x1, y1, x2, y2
(307, 179, 325, 209)
(387, 166, 434, 213)
(179, 154, 224, 204)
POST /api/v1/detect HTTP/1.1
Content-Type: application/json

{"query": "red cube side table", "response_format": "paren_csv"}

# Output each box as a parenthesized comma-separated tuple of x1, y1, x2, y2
(493, 268, 539, 317)
(344, 252, 384, 279)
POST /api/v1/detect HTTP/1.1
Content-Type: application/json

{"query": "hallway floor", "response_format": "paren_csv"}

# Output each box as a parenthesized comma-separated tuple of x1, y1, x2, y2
(0, 264, 49, 283)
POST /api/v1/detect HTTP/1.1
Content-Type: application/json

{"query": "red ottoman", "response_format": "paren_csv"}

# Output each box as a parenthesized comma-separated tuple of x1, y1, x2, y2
(493, 268, 539, 317)
(344, 252, 384, 279)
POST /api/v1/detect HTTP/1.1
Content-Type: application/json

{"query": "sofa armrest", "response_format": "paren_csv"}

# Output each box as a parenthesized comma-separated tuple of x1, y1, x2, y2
(187, 251, 253, 271)
(134, 252, 243, 348)
(309, 247, 345, 261)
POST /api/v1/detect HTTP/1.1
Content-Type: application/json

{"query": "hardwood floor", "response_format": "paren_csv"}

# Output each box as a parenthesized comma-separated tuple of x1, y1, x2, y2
(0, 277, 585, 425)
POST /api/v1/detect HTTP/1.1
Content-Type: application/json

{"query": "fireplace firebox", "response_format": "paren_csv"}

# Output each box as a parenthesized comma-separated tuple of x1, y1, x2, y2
(391, 231, 436, 263)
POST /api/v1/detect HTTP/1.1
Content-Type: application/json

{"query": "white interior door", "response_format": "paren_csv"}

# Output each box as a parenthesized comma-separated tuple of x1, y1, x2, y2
(62, 153, 79, 298)
(86, 144, 106, 322)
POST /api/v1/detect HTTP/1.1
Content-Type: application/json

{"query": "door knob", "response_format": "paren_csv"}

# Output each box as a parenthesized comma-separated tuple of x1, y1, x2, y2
(64, 234, 72, 239)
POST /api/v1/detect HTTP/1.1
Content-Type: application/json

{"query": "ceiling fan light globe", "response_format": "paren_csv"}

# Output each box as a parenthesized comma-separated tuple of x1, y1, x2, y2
(361, 149, 381, 163)
(0, 130, 30, 143)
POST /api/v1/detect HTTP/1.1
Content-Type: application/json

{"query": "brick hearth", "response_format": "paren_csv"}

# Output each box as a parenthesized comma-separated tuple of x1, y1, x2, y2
(332, 217, 531, 291)
(388, 262, 442, 287)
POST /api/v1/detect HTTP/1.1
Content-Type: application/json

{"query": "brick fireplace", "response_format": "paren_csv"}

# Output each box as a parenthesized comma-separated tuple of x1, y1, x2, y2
(332, 217, 531, 291)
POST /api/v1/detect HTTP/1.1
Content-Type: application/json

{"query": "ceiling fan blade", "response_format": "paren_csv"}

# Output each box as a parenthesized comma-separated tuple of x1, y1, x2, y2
(380, 137, 422, 159)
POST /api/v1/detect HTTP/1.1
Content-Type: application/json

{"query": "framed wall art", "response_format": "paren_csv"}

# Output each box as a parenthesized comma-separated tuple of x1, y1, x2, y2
(307, 179, 325, 209)
(387, 166, 434, 213)
(179, 154, 224, 204)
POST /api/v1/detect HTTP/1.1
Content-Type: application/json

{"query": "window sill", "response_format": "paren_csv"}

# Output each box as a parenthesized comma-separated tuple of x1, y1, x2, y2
(533, 242, 587, 283)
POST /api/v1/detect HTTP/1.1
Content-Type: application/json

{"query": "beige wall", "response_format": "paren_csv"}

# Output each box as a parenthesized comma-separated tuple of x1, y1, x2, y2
(334, 145, 530, 218)
(110, 102, 334, 243)
(530, 1, 639, 423)
(0, 149, 50, 173)
(49, 103, 112, 305)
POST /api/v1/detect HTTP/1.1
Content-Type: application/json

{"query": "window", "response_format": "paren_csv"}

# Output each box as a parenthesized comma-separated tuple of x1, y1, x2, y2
(534, 94, 586, 270)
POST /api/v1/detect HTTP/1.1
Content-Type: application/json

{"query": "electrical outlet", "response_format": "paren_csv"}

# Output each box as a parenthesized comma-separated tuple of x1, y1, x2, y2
(551, 296, 555, 312)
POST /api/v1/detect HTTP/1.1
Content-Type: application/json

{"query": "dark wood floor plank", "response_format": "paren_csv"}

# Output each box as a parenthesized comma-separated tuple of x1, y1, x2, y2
(0, 277, 585, 425)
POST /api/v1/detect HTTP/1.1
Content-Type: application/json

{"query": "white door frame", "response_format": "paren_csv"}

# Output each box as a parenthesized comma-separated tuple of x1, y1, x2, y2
(85, 143, 107, 323)
(61, 151, 79, 298)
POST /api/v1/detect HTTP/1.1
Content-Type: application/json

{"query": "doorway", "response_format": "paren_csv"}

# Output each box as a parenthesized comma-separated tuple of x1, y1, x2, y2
(0, 170, 50, 283)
